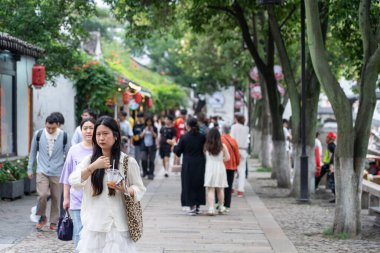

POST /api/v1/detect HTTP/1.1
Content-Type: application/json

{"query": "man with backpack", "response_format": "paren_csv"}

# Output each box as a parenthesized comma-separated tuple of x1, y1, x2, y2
(27, 114, 69, 231)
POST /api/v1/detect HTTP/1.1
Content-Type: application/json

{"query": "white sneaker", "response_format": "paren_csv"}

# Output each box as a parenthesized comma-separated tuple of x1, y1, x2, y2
(182, 206, 190, 212)
(30, 206, 40, 223)
(218, 206, 226, 214)
(207, 207, 215, 216)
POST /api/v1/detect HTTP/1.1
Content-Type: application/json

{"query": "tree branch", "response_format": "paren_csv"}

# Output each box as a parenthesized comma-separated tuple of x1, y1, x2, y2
(305, 0, 352, 127)
(359, 0, 376, 62)
(231, 2, 267, 72)
(207, 5, 237, 18)
(279, 5, 296, 30)
(354, 44, 380, 159)
(267, 19, 274, 67)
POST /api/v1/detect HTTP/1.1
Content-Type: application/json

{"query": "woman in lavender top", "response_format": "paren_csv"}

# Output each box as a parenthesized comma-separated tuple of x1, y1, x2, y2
(60, 118, 95, 249)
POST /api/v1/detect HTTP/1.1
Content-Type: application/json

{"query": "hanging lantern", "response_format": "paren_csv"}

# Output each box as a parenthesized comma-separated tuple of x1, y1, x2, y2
(250, 83, 262, 100)
(134, 92, 142, 103)
(105, 98, 114, 106)
(122, 91, 130, 104)
(147, 97, 153, 108)
(274, 65, 284, 80)
(32, 64, 45, 89)
(118, 76, 126, 84)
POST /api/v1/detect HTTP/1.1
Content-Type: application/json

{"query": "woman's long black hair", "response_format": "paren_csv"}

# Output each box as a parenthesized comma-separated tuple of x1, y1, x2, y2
(90, 116, 121, 196)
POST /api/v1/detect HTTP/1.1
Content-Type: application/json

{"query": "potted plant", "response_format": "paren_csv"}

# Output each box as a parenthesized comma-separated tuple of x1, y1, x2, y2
(21, 157, 37, 194)
(0, 158, 28, 200)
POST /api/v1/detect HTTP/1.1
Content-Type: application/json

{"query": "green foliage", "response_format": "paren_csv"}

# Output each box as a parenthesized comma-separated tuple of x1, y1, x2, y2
(82, 7, 121, 41)
(0, 0, 96, 79)
(0, 157, 29, 182)
(323, 226, 350, 240)
(323, 226, 333, 236)
(73, 60, 120, 122)
(101, 40, 187, 114)
(105, 0, 254, 93)
(256, 166, 272, 173)
(153, 85, 187, 114)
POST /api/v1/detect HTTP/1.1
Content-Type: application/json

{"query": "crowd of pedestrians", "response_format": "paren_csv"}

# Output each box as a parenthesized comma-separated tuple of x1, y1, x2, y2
(26, 108, 250, 252)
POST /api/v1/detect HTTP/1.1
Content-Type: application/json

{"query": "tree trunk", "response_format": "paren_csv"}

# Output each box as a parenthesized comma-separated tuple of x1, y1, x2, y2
(272, 141, 291, 188)
(306, 0, 380, 236)
(333, 156, 363, 236)
(261, 132, 272, 169)
(252, 127, 262, 159)
(261, 92, 272, 169)
(251, 100, 263, 159)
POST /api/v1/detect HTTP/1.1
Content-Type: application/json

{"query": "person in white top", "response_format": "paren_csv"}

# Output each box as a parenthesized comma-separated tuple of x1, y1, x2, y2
(283, 119, 292, 152)
(204, 128, 230, 216)
(230, 114, 249, 197)
(71, 109, 95, 146)
(69, 116, 146, 253)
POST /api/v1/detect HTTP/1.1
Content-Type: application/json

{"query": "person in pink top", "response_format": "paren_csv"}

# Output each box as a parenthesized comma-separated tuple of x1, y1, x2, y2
(60, 118, 95, 250)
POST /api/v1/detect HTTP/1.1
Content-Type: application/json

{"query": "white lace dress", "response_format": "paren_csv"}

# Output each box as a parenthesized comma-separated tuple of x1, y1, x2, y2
(204, 150, 228, 188)
(77, 223, 136, 253)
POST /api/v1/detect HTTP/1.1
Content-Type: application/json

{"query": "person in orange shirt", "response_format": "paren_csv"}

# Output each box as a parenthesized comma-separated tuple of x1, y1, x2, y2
(220, 124, 240, 212)
(173, 109, 187, 167)
(173, 109, 187, 141)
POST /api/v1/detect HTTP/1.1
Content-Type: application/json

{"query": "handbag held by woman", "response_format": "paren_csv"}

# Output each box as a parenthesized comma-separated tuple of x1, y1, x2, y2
(57, 210, 73, 241)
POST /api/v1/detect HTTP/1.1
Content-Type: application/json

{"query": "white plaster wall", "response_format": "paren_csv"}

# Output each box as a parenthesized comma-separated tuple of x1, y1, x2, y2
(16, 56, 35, 156)
(33, 75, 76, 140)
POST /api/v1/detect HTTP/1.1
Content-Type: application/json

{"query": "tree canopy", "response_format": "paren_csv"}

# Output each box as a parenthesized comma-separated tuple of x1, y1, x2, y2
(0, 0, 96, 79)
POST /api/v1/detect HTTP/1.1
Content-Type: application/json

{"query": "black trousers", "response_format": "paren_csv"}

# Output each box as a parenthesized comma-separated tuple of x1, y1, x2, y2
(215, 170, 235, 208)
(315, 164, 330, 188)
(141, 146, 156, 175)
(224, 170, 235, 208)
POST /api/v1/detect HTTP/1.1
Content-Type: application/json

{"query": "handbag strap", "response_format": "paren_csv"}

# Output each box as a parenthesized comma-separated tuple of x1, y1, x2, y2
(123, 155, 129, 187)
(65, 209, 71, 219)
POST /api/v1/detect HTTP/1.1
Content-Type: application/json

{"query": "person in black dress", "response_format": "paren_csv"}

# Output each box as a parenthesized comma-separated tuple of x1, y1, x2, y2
(174, 117, 206, 215)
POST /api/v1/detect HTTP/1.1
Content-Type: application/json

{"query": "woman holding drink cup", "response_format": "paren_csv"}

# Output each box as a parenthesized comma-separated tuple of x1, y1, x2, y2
(69, 116, 146, 253)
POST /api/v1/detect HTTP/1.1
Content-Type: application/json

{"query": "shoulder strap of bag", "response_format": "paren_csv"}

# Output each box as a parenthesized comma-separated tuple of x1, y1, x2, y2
(36, 129, 67, 152)
(63, 132, 67, 150)
(36, 129, 43, 152)
(123, 155, 129, 187)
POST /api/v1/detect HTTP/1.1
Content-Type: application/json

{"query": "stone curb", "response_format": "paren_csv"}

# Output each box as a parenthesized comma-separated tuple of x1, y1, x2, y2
(245, 179, 298, 253)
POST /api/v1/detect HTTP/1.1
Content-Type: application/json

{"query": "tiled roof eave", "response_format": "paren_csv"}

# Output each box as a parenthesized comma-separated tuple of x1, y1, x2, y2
(0, 32, 45, 58)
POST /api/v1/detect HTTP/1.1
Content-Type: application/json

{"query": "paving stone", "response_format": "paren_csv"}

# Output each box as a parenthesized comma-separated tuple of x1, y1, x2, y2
(1, 159, 296, 253)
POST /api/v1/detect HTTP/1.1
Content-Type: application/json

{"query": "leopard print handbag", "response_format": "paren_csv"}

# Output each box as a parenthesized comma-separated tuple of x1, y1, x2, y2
(123, 156, 143, 242)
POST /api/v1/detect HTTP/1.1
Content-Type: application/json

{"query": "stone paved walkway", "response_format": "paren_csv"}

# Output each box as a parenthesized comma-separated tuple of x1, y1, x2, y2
(1, 163, 296, 253)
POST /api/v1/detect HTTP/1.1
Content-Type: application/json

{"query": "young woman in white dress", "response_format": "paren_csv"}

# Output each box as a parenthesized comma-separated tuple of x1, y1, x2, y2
(204, 128, 230, 215)
(69, 116, 146, 253)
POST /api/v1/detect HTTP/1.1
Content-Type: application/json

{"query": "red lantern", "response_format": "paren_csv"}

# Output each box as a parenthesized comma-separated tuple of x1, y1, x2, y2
(105, 98, 114, 106)
(147, 97, 153, 108)
(134, 92, 142, 103)
(122, 91, 130, 104)
(32, 64, 45, 89)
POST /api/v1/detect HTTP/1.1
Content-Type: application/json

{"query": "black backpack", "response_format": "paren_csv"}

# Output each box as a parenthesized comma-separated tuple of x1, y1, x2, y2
(36, 129, 67, 152)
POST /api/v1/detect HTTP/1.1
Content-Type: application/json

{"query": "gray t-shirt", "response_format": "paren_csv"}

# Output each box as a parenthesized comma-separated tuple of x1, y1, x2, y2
(144, 131, 154, 147)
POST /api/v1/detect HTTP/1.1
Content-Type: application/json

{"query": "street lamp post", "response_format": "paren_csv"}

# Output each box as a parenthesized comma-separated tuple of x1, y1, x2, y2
(259, 0, 309, 202)
(298, 0, 309, 203)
